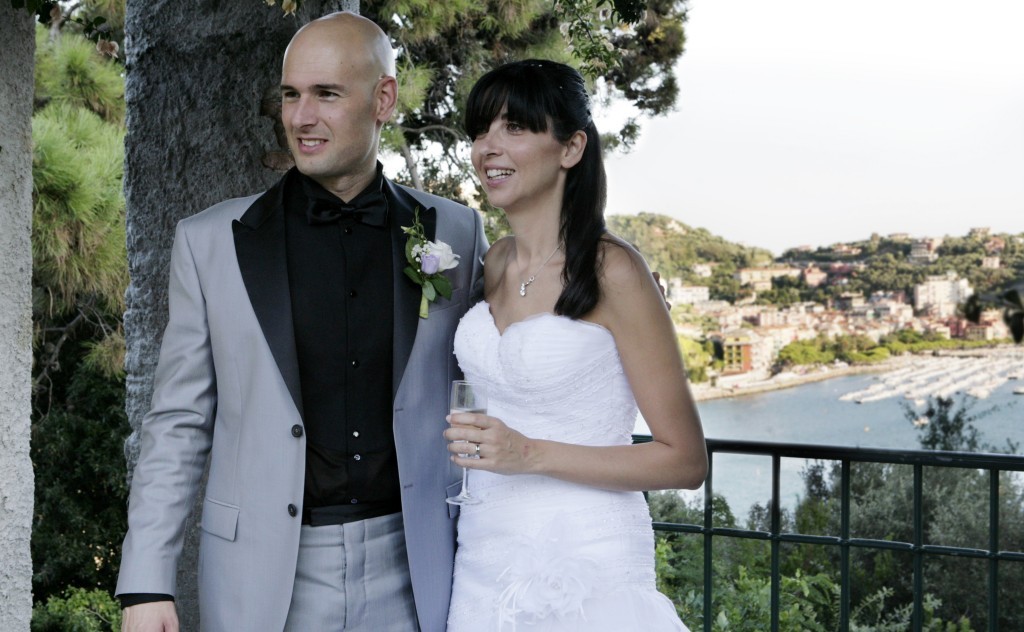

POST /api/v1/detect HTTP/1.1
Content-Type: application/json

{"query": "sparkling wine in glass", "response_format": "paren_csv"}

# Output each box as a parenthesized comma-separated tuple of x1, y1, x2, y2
(447, 380, 486, 506)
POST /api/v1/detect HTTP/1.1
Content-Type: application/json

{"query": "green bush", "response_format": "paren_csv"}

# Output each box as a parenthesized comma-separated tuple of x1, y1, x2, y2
(31, 587, 121, 632)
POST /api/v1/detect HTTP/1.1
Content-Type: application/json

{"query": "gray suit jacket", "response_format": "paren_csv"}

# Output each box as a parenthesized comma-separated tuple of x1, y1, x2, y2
(117, 177, 487, 631)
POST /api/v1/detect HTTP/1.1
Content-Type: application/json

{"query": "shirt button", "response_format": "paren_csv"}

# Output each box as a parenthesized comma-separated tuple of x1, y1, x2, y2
(349, 290, 357, 298)
(353, 454, 362, 461)
(350, 499, 359, 504)
(352, 431, 360, 438)
(351, 359, 360, 368)
(291, 424, 303, 438)
(287, 504, 297, 517)
(344, 227, 353, 235)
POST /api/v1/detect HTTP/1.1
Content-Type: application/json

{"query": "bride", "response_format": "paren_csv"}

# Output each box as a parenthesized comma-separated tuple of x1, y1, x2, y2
(444, 59, 708, 631)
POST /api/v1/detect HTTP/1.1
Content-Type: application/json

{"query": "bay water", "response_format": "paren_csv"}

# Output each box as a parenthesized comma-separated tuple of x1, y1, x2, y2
(636, 373, 1023, 515)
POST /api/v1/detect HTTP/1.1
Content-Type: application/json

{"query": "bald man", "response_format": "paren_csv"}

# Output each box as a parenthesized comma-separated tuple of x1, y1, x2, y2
(116, 12, 486, 631)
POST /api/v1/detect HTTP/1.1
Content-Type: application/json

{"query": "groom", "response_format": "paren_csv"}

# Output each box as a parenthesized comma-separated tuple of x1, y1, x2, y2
(116, 12, 486, 632)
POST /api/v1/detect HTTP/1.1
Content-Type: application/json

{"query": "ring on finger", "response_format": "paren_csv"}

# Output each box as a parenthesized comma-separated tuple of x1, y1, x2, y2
(474, 442, 481, 456)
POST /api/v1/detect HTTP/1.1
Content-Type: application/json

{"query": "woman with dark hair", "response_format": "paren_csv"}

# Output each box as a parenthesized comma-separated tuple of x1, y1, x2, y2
(444, 59, 706, 631)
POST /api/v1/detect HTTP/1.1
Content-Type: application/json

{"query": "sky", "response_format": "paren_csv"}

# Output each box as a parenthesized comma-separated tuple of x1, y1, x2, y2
(600, 0, 1024, 255)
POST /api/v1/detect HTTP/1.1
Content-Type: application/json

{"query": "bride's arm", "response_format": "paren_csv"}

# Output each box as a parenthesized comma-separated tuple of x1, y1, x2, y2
(446, 239, 708, 492)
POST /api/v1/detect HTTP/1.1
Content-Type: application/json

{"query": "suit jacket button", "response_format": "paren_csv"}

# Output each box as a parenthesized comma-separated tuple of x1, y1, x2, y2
(287, 504, 297, 517)
(291, 424, 303, 438)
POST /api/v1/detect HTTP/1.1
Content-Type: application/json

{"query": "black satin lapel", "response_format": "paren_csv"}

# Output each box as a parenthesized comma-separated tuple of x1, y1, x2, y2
(232, 198, 303, 418)
(387, 181, 436, 398)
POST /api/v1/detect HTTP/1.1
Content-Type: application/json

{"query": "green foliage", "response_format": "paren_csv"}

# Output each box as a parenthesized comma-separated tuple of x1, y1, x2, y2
(777, 337, 836, 366)
(34, 24, 124, 122)
(31, 587, 121, 632)
(778, 333, 1003, 369)
(607, 212, 773, 301)
(678, 335, 712, 383)
(32, 102, 127, 319)
(904, 396, 989, 452)
(360, 0, 690, 201)
(32, 356, 129, 602)
(30, 26, 130, 606)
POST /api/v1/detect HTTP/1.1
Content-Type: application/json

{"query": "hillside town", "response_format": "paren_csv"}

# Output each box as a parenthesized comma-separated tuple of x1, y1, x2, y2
(658, 228, 1019, 396)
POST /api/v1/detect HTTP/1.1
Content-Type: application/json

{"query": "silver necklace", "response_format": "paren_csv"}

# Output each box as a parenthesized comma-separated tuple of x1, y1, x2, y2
(518, 245, 561, 297)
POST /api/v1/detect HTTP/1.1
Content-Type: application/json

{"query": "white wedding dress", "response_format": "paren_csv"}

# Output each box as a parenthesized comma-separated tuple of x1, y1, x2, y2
(446, 301, 688, 631)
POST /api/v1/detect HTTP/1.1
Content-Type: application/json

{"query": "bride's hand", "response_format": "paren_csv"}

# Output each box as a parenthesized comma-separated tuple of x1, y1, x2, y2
(445, 412, 534, 475)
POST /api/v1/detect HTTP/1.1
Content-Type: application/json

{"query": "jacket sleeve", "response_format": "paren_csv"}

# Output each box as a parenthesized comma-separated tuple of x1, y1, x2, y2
(116, 219, 218, 597)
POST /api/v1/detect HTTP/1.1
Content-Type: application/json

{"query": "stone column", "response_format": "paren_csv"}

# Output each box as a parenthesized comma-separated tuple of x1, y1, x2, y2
(122, 1, 356, 628)
(0, 5, 36, 631)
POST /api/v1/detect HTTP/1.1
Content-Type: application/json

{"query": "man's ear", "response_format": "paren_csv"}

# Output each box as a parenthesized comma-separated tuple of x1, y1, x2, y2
(561, 130, 588, 169)
(375, 75, 399, 124)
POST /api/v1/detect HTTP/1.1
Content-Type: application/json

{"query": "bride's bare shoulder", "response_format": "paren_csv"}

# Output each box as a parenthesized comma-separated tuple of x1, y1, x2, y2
(598, 233, 654, 291)
(483, 236, 515, 292)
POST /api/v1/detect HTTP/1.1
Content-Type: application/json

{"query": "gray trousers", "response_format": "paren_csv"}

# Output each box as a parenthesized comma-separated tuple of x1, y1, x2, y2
(283, 512, 419, 632)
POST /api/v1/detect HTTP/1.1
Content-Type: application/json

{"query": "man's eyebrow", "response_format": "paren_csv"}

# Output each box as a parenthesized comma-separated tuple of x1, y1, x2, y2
(279, 83, 347, 92)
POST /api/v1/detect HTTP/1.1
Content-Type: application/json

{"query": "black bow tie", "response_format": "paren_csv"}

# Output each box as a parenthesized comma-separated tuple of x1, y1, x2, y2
(305, 190, 388, 227)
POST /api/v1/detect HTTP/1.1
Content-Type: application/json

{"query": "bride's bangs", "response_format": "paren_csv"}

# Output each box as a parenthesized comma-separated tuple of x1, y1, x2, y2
(465, 67, 553, 139)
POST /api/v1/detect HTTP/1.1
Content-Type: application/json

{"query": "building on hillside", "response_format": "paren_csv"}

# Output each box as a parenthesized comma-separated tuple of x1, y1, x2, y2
(826, 262, 858, 286)
(981, 256, 1001, 269)
(831, 243, 862, 256)
(696, 304, 743, 330)
(984, 237, 1005, 255)
(964, 322, 1002, 341)
(735, 266, 801, 288)
(712, 329, 753, 375)
(691, 263, 714, 278)
(888, 232, 910, 241)
(913, 271, 972, 318)
(874, 302, 914, 324)
(802, 265, 828, 288)
(962, 309, 1011, 341)
(869, 290, 908, 305)
(667, 281, 710, 305)
(909, 237, 942, 264)
(968, 227, 991, 239)
(712, 328, 774, 376)
(833, 292, 866, 312)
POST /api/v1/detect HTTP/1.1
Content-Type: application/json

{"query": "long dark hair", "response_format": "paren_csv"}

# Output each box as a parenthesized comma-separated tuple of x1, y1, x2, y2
(464, 59, 608, 319)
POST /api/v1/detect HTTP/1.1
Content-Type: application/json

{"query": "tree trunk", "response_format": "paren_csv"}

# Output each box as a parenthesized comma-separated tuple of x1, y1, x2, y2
(122, 1, 357, 628)
(0, 6, 36, 631)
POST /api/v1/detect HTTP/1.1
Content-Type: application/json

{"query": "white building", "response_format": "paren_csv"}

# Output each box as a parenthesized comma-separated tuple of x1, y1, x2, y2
(913, 271, 972, 318)
(667, 280, 710, 305)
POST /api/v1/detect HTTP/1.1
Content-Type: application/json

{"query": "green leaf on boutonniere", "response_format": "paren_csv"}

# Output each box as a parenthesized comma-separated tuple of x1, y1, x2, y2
(423, 282, 437, 301)
(404, 267, 422, 286)
(431, 274, 453, 300)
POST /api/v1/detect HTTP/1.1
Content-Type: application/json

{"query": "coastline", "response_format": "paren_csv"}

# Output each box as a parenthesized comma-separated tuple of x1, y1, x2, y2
(690, 346, 1021, 402)
(691, 363, 892, 402)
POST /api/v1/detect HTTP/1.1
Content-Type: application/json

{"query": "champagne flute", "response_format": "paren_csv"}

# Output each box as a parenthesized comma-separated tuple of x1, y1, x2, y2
(447, 380, 486, 506)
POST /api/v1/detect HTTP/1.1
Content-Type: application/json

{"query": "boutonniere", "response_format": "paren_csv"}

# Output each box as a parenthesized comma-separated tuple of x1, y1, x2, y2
(402, 208, 459, 318)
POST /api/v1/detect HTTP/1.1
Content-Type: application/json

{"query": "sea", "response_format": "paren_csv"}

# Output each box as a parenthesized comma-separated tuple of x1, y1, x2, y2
(635, 372, 1024, 515)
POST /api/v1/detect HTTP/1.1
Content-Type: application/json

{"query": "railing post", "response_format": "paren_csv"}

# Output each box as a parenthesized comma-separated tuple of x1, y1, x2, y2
(989, 468, 1000, 631)
(840, 459, 851, 630)
(704, 450, 714, 632)
(912, 463, 924, 632)
(771, 454, 781, 632)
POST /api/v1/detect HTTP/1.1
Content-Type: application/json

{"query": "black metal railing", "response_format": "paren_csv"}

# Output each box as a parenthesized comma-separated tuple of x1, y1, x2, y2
(635, 436, 1024, 631)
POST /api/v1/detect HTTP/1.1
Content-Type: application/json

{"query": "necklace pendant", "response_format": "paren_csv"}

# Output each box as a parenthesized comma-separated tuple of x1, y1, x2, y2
(519, 282, 527, 297)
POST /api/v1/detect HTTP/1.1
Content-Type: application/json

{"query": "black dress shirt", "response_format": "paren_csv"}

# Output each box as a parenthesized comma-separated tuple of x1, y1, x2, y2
(285, 166, 401, 515)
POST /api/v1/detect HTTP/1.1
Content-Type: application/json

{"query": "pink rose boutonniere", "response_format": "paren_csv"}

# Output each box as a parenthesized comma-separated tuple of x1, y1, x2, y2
(403, 208, 460, 318)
